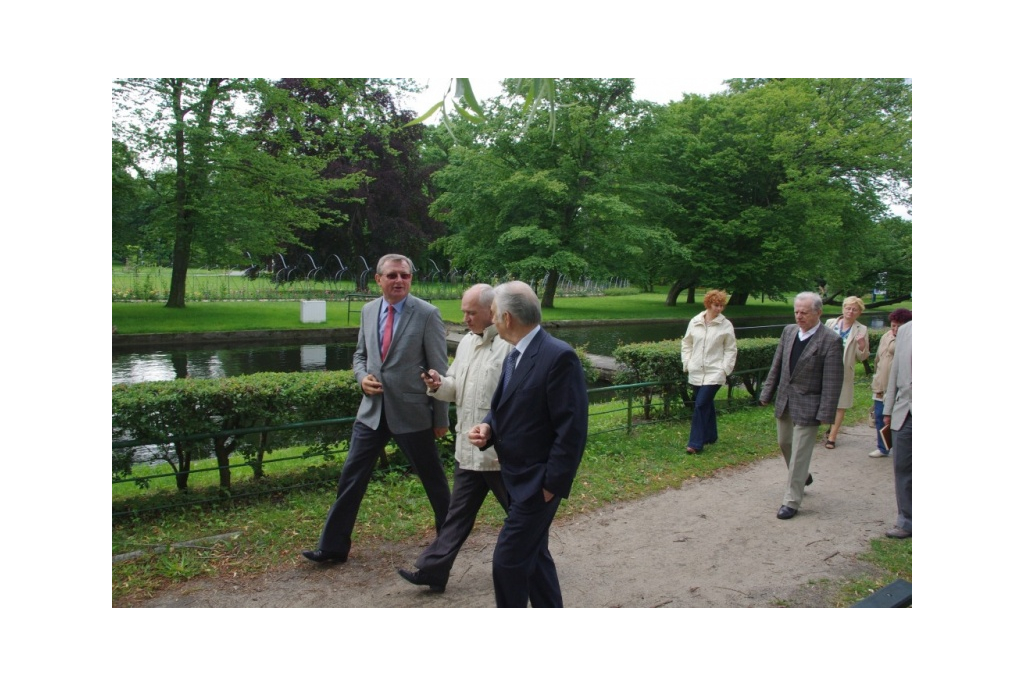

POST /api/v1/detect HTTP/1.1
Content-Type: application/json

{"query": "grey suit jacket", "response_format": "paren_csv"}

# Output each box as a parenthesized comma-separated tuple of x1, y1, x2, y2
(352, 295, 450, 434)
(760, 323, 845, 426)
(883, 320, 912, 430)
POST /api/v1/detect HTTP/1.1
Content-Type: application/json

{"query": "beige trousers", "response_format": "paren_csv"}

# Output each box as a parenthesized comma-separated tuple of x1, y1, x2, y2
(776, 412, 818, 509)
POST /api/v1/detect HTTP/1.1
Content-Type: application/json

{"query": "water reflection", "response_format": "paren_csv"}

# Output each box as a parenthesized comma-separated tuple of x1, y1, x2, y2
(112, 343, 357, 385)
(112, 312, 892, 385)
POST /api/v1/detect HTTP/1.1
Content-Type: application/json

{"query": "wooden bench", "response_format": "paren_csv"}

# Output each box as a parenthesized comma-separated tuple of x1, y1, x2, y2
(852, 579, 912, 608)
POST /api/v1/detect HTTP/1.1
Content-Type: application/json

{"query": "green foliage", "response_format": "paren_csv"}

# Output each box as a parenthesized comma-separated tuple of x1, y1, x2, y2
(112, 78, 398, 307)
(613, 337, 780, 385)
(428, 79, 665, 306)
(113, 371, 363, 490)
(630, 78, 911, 301)
(574, 345, 601, 385)
(613, 337, 783, 418)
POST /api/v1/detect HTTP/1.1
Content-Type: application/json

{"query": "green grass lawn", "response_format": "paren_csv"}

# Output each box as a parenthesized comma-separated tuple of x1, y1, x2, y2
(113, 278, 907, 335)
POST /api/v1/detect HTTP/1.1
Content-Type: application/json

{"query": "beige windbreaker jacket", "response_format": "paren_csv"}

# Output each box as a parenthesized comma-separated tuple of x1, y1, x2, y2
(681, 311, 738, 387)
(427, 324, 512, 471)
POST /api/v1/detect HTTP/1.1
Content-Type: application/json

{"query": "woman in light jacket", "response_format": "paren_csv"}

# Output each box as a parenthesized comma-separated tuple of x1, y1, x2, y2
(868, 308, 912, 457)
(823, 295, 870, 448)
(681, 289, 738, 454)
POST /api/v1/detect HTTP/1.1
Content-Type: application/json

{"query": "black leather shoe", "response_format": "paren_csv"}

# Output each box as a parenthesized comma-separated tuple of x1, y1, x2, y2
(805, 474, 813, 486)
(398, 568, 448, 592)
(777, 505, 798, 520)
(302, 549, 347, 563)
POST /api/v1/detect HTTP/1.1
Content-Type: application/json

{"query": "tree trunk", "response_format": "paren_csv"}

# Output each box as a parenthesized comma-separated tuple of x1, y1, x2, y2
(213, 436, 234, 490)
(164, 78, 222, 309)
(251, 431, 269, 480)
(540, 269, 559, 309)
(728, 291, 750, 306)
(166, 80, 192, 309)
(686, 285, 696, 304)
(173, 442, 193, 491)
(664, 278, 693, 306)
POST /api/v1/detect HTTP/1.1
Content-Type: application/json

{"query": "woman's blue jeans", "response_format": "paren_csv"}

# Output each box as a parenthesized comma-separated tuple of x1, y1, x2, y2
(873, 399, 890, 455)
(688, 384, 722, 451)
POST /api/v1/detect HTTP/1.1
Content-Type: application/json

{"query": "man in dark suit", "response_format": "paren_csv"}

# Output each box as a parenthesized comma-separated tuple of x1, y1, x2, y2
(302, 254, 451, 563)
(760, 291, 844, 520)
(468, 281, 588, 607)
(882, 319, 912, 539)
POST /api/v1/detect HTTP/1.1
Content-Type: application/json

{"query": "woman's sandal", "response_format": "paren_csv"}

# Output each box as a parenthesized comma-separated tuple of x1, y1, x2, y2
(825, 439, 836, 449)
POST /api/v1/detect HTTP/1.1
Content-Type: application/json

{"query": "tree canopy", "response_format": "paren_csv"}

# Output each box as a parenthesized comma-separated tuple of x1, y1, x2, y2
(429, 78, 677, 307)
(113, 77, 912, 309)
(631, 78, 912, 305)
(112, 78, 423, 307)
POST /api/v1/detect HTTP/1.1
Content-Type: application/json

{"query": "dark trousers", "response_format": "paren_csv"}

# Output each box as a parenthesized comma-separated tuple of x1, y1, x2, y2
(492, 490, 563, 608)
(688, 384, 721, 450)
(415, 466, 509, 579)
(892, 412, 912, 533)
(317, 417, 450, 557)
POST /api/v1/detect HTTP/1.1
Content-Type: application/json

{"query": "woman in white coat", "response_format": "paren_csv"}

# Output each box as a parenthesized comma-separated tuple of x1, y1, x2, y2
(681, 289, 738, 454)
(823, 295, 870, 448)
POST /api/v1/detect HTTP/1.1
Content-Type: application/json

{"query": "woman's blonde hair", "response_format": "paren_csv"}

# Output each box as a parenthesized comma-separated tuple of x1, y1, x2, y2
(704, 289, 728, 308)
(842, 295, 865, 314)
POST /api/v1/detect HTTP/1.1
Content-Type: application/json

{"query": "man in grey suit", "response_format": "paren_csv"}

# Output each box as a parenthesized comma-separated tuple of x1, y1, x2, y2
(760, 292, 844, 520)
(302, 254, 451, 563)
(882, 319, 912, 539)
(397, 283, 512, 593)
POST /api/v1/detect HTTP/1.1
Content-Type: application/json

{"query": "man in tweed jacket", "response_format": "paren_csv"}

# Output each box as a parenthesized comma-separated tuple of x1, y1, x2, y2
(760, 292, 844, 520)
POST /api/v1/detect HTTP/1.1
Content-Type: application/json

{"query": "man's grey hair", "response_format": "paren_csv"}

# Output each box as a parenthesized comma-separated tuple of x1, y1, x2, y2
(794, 291, 823, 313)
(376, 254, 413, 274)
(467, 283, 495, 309)
(493, 281, 542, 326)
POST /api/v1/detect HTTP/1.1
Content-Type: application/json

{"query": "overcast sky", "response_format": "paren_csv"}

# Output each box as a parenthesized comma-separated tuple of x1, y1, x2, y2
(403, 77, 730, 120)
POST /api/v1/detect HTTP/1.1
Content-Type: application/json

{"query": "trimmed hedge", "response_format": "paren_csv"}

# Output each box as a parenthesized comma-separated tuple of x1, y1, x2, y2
(612, 327, 889, 416)
(112, 346, 596, 493)
(113, 371, 363, 491)
(112, 332, 886, 492)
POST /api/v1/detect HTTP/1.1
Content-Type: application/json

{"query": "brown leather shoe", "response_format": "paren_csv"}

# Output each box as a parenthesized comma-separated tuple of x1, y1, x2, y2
(885, 527, 911, 539)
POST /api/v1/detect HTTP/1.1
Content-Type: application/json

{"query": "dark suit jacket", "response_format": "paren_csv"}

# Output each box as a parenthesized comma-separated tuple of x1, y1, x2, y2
(760, 323, 844, 426)
(352, 295, 449, 434)
(484, 327, 588, 501)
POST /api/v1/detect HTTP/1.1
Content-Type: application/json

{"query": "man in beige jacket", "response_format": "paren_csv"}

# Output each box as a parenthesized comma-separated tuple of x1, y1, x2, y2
(398, 283, 512, 592)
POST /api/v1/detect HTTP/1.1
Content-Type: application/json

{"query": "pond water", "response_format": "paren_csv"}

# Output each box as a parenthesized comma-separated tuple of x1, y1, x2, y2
(112, 313, 893, 385)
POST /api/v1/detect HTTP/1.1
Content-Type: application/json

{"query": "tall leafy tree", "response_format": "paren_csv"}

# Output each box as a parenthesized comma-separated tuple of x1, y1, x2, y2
(112, 139, 162, 263)
(429, 78, 672, 307)
(272, 79, 445, 271)
(112, 78, 375, 307)
(637, 78, 912, 305)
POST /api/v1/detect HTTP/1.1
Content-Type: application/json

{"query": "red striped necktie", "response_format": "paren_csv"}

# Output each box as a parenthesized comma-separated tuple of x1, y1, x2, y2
(381, 304, 395, 358)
